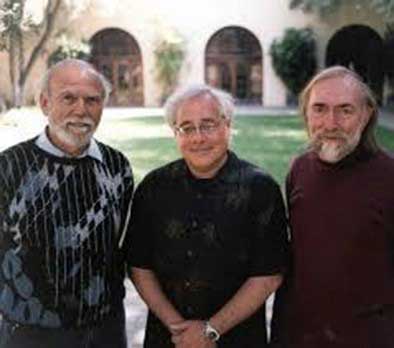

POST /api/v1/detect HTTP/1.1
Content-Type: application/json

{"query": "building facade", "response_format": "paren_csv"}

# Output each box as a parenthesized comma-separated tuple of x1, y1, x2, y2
(0, 0, 390, 107)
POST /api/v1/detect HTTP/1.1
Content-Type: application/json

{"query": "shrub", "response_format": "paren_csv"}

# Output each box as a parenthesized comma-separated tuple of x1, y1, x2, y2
(270, 28, 317, 102)
(154, 38, 184, 103)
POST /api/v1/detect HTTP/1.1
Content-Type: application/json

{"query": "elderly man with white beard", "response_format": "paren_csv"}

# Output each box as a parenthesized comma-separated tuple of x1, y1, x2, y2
(0, 59, 133, 348)
(270, 66, 394, 348)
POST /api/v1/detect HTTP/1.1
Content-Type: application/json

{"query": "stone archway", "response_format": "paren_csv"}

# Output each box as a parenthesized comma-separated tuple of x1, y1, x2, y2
(90, 28, 144, 106)
(326, 25, 384, 103)
(205, 26, 262, 105)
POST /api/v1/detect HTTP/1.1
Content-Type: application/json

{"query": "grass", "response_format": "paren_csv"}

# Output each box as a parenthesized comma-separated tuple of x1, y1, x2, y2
(96, 115, 394, 186)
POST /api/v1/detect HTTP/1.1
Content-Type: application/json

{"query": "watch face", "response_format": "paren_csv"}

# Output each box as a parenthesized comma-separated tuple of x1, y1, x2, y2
(207, 331, 217, 340)
(204, 321, 220, 341)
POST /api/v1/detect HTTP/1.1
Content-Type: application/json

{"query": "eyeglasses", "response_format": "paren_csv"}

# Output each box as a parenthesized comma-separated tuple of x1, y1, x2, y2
(175, 118, 225, 138)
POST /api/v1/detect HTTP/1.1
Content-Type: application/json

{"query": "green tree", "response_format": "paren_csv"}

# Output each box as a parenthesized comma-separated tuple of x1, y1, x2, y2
(270, 28, 317, 103)
(154, 31, 185, 103)
(0, 0, 91, 107)
(289, 0, 394, 20)
(48, 35, 91, 66)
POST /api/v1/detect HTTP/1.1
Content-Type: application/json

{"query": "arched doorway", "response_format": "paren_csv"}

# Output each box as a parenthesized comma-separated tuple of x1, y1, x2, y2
(326, 25, 384, 103)
(205, 26, 263, 105)
(90, 28, 144, 106)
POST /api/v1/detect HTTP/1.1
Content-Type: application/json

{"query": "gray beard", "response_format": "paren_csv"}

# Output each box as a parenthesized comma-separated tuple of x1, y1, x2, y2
(310, 132, 362, 163)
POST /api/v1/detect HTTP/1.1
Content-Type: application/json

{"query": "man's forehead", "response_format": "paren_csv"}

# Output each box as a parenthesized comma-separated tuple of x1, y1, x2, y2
(180, 94, 219, 113)
(50, 66, 102, 90)
(309, 76, 364, 103)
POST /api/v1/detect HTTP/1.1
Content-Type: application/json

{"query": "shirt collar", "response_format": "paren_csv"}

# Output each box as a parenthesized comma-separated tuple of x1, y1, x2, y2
(35, 129, 103, 162)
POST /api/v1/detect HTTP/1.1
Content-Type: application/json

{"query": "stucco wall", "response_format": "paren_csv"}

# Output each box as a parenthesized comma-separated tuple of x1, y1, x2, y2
(0, 0, 387, 107)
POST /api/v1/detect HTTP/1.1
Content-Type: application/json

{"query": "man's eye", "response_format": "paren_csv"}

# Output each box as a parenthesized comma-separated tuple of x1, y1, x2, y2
(342, 107, 353, 115)
(182, 126, 195, 134)
(200, 123, 216, 131)
(313, 106, 324, 113)
(63, 94, 76, 104)
(86, 96, 101, 105)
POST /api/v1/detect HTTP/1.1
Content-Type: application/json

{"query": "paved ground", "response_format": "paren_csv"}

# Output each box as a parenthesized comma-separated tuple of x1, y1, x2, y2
(0, 106, 393, 347)
(124, 281, 147, 348)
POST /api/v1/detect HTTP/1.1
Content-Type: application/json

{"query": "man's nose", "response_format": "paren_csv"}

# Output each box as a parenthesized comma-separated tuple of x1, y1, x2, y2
(324, 110, 340, 130)
(73, 97, 88, 116)
(190, 128, 206, 142)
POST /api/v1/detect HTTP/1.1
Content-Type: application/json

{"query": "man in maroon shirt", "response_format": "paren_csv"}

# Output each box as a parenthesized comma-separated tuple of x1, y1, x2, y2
(271, 66, 394, 348)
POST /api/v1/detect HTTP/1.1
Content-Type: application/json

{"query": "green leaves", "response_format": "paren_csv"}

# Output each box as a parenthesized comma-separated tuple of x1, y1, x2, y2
(154, 38, 185, 102)
(270, 28, 317, 99)
(289, 0, 340, 13)
(48, 35, 91, 66)
(289, 0, 394, 20)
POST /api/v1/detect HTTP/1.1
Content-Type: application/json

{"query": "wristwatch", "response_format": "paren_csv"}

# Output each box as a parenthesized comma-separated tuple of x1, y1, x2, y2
(204, 321, 220, 342)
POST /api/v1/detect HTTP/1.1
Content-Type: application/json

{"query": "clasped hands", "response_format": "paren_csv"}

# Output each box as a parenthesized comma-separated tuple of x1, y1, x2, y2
(169, 320, 217, 348)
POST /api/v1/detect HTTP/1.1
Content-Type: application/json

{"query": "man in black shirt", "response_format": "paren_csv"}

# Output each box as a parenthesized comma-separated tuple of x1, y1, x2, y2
(0, 59, 133, 348)
(128, 85, 288, 348)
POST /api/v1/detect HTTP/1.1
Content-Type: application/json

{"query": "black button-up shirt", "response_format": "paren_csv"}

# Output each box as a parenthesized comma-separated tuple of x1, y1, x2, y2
(128, 152, 288, 347)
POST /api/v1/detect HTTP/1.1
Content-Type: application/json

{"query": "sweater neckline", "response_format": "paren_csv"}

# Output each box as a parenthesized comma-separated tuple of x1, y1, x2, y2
(30, 138, 100, 165)
(312, 143, 376, 171)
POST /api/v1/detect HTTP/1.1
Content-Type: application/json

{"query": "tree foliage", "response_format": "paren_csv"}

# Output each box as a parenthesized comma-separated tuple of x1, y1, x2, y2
(270, 28, 317, 101)
(154, 31, 185, 103)
(0, 0, 90, 107)
(289, 0, 394, 21)
(48, 35, 91, 66)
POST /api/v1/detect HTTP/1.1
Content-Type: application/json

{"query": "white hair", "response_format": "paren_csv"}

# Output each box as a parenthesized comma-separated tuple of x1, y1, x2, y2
(164, 84, 235, 128)
(36, 58, 112, 105)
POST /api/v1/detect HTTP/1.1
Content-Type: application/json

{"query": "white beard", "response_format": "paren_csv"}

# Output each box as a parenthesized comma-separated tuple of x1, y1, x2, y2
(318, 140, 353, 163)
(312, 127, 363, 163)
(48, 118, 96, 154)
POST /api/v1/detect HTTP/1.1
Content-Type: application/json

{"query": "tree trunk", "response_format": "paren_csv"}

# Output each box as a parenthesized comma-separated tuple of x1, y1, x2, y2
(9, 32, 17, 107)
(13, 83, 23, 108)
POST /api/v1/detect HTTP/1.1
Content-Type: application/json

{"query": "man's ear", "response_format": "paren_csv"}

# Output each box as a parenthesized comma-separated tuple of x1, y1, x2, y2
(39, 93, 50, 116)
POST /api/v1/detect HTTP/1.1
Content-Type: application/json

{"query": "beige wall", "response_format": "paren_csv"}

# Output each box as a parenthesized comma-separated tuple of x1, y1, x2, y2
(0, 0, 387, 107)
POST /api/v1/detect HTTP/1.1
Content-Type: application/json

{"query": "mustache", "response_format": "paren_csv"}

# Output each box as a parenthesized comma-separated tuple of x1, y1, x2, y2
(65, 118, 95, 127)
(309, 131, 348, 152)
(64, 117, 94, 125)
(313, 131, 348, 141)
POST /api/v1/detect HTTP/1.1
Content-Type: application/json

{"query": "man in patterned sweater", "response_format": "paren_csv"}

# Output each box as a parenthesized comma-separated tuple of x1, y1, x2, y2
(0, 59, 133, 348)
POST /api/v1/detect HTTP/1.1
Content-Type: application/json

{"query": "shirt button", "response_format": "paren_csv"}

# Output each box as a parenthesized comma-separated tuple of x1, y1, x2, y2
(186, 250, 193, 258)
(185, 281, 191, 289)
(197, 193, 203, 199)
(191, 220, 198, 228)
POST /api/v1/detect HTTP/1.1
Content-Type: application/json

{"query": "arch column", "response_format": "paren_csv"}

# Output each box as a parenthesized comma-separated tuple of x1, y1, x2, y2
(262, 40, 286, 107)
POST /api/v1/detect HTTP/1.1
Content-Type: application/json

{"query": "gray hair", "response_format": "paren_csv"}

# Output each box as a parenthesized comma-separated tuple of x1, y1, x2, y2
(36, 58, 112, 105)
(164, 84, 235, 128)
(300, 65, 379, 153)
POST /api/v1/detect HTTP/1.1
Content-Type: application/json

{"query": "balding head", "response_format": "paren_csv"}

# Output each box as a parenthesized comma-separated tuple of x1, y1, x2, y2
(38, 59, 111, 105)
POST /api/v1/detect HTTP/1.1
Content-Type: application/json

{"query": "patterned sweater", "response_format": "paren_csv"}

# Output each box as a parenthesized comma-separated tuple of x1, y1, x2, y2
(0, 138, 133, 329)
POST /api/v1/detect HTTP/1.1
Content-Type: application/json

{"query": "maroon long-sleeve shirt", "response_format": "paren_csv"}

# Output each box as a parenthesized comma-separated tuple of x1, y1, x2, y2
(276, 145, 394, 348)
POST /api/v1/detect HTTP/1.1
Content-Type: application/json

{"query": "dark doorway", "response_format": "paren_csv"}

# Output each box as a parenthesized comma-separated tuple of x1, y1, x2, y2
(326, 25, 384, 103)
(90, 28, 144, 106)
(205, 26, 263, 105)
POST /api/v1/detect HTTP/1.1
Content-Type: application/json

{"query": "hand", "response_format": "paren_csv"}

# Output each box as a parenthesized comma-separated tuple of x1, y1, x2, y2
(170, 320, 217, 348)
(168, 319, 187, 336)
